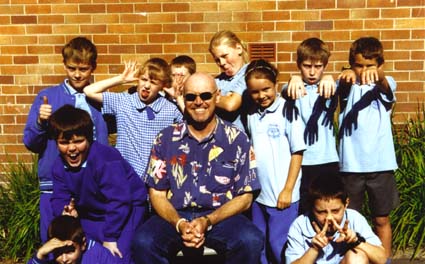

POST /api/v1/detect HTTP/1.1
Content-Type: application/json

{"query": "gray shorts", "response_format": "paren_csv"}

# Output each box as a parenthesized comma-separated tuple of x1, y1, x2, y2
(341, 171, 400, 216)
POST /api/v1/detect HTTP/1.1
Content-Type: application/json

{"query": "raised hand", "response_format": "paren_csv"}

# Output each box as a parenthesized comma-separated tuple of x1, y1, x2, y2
(285, 75, 306, 99)
(62, 198, 78, 218)
(36, 238, 74, 260)
(120, 61, 140, 83)
(317, 75, 336, 99)
(332, 219, 357, 244)
(37, 96, 52, 124)
(337, 69, 357, 85)
(311, 220, 333, 250)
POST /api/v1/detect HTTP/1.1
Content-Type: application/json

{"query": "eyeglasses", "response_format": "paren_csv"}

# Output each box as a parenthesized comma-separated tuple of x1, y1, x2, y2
(184, 89, 217, 102)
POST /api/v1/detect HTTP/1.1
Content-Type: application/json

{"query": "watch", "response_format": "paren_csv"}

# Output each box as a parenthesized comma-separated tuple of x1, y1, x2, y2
(203, 215, 213, 231)
(348, 232, 366, 249)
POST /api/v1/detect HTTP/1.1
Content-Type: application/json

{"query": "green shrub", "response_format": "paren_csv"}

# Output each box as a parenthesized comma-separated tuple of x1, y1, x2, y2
(0, 157, 40, 262)
(391, 104, 425, 259)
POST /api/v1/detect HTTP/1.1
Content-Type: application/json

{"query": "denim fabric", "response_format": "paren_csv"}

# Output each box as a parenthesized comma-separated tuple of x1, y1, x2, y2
(131, 211, 264, 264)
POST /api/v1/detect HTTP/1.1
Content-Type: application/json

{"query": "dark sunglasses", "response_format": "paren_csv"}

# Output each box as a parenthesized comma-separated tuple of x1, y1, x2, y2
(184, 89, 217, 102)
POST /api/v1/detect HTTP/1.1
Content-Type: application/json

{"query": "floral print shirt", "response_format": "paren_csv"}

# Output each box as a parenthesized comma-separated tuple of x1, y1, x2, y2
(144, 117, 260, 210)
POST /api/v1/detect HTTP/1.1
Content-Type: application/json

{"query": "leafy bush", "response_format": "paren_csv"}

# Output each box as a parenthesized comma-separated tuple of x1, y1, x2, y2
(391, 104, 425, 259)
(0, 157, 40, 262)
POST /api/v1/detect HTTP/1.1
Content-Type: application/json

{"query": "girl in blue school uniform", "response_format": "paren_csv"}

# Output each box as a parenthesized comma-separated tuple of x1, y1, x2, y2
(49, 105, 146, 264)
(244, 59, 306, 264)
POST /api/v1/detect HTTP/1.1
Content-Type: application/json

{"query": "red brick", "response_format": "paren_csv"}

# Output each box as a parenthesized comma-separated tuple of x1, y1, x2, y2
(176, 33, 205, 43)
(307, 0, 335, 9)
(106, 4, 133, 13)
(247, 22, 275, 32)
(163, 3, 190, 12)
(51, 4, 78, 14)
(412, 8, 425, 18)
(94, 14, 120, 24)
(292, 11, 320, 20)
(276, 21, 304, 31)
(395, 61, 423, 71)
(164, 44, 191, 53)
(218, 2, 247, 11)
(411, 51, 425, 60)
(233, 12, 262, 22)
(191, 2, 217, 12)
(205, 12, 232, 22)
(337, 0, 365, 8)
(192, 23, 219, 33)
(149, 34, 175, 43)
(26, 25, 52, 34)
(14, 56, 39, 64)
(176, 12, 204, 22)
(306, 21, 333, 31)
(120, 14, 147, 24)
(395, 40, 424, 50)
(163, 24, 190, 33)
(0, 76, 14, 84)
(278, 1, 305, 10)
(135, 24, 162, 33)
(81, 25, 107, 34)
(263, 11, 290, 21)
(134, 3, 162, 13)
(38, 15, 65, 24)
(120, 35, 147, 44)
(351, 9, 379, 19)
(367, 19, 394, 29)
(248, 1, 276, 10)
(0, 5, 24, 14)
(11, 15, 37, 24)
(321, 10, 349, 20)
(382, 8, 410, 18)
(398, 0, 425, 6)
(136, 45, 162, 54)
(149, 13, 175, 23)
(52, 25, 79, 34)
(80, 4, 106, 13)
(367, 0, 395, 7)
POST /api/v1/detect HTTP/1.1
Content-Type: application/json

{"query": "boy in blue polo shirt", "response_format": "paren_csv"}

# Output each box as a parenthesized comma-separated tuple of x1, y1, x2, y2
(281, 38, 339, 214)
(285, 174, 386, 264)
(337, 36, 399, 261)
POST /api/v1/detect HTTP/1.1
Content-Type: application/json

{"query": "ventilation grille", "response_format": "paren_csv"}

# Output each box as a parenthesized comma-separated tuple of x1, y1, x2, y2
(248, 43, 276, 61)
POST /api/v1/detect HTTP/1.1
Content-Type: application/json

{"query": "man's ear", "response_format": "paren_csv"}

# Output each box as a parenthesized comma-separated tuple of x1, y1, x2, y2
(215, 89, 221, 104)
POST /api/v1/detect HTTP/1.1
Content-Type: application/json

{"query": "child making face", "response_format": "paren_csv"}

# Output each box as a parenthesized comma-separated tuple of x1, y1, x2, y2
(286, 174, 386, 264)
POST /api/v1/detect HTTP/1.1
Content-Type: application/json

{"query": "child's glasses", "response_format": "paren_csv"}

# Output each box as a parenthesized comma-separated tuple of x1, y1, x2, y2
(184, 89, 217, 102)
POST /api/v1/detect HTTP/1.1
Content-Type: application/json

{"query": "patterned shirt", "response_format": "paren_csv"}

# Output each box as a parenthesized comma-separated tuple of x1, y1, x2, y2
(102, 92, 183, 177)
(144, 117, 260, 210)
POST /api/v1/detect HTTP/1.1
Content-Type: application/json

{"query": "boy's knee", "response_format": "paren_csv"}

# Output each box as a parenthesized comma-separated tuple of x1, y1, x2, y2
(341, 249, 368, 264)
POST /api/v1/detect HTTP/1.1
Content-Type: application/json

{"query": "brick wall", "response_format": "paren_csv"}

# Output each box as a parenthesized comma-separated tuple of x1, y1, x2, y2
(0, 0, 424, 165)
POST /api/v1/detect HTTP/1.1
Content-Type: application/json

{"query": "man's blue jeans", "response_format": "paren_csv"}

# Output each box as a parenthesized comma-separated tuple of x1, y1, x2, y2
(131, 210, 264, 263)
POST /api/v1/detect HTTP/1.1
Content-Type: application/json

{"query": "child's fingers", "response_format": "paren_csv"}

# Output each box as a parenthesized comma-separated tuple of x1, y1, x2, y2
(43, 96, 48, 104)
(312, 221, 321, 234)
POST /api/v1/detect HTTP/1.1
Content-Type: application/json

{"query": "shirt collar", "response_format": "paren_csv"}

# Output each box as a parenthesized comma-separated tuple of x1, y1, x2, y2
(132, 93, 164, 112)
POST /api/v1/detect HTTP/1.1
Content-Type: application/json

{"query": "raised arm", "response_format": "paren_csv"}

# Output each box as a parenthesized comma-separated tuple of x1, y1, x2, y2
(84, 61, 140, 103)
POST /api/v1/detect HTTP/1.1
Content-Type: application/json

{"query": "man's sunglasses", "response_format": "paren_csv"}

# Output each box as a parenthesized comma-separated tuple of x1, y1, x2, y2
(184, 89, 217, 102)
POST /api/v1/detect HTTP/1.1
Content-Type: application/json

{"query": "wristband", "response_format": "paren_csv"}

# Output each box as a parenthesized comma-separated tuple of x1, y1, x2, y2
(348, 232, 366, 249)
(175, 218, 188, 233)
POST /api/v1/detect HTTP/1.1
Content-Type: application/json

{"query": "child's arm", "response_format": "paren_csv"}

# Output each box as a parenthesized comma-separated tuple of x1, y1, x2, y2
(284, 75, 336, 99)
(363, 66, 393, 100)
(84, 61, 139, 103)
(277, 151, 303, 209)
(35, 238, 74, 260)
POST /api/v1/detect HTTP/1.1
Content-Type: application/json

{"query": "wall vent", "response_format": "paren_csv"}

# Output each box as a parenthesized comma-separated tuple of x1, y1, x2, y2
(248, 43, 276, 61)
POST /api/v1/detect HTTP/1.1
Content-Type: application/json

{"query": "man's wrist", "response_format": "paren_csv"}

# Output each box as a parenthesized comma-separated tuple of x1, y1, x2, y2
(203, 215, 213, 231)
(175, 218, 188, 234)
